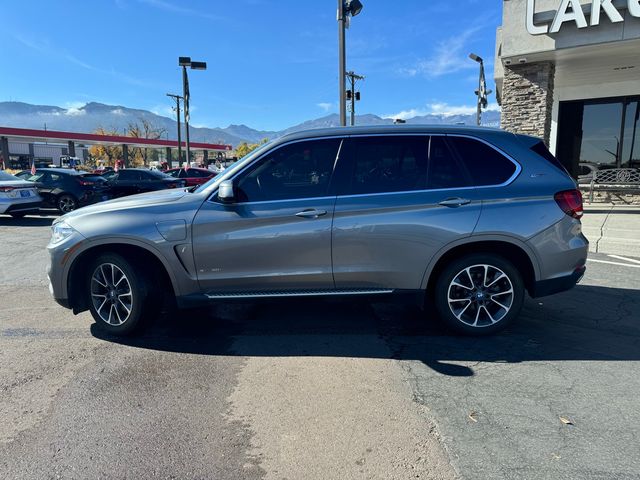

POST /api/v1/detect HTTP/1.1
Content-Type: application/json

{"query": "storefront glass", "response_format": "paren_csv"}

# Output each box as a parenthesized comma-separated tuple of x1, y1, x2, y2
(622, 100, 640, 170)
(557, 96, 640, 178)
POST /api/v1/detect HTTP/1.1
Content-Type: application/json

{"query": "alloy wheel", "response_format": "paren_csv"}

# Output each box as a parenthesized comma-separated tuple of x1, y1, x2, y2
(447, 264, 514, 328)
(90, 263, 134, 326)
(58, 196, 77, 213)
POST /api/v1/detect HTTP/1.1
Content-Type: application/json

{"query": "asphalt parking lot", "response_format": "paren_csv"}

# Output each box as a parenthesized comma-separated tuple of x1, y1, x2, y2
(1, 214, 639, 479)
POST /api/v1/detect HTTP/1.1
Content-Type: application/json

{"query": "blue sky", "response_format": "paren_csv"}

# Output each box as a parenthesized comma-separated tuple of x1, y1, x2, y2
(0, 0, 501, 131)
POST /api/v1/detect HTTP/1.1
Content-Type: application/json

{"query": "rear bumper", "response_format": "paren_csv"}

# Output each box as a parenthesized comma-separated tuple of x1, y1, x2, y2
(531, 265, 586, 298)
(2, 200, 42, 214)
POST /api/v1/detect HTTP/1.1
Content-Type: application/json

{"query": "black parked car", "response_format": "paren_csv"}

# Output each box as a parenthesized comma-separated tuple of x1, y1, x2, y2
(106, 168, 186, 198)
(22, 168, 111, 213)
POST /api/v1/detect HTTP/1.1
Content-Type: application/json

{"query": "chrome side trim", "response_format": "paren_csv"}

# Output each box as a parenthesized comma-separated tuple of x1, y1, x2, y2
(204, 288, 393, 299)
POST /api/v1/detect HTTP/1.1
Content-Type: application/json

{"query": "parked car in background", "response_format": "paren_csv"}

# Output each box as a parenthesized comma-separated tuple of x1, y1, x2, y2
(23, 168, 111, 213)
(106, 168, 186, 198)
(0, 170, 42, 218)
(165, 167, 216, 186)
(48, 125, 588, 337)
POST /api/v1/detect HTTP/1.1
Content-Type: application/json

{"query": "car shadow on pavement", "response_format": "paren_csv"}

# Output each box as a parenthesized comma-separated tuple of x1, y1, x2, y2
(91, 284, 640, 376)
(0, 215, 55, 227)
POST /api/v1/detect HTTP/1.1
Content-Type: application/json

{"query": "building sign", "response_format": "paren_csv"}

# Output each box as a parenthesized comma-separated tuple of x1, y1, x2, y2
(527, 0, 640, 35)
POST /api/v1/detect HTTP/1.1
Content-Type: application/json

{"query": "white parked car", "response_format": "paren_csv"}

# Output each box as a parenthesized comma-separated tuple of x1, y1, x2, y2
(0, 171, 42, 218)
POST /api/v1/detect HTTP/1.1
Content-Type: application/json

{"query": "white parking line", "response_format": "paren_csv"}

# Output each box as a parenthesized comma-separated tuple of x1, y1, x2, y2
(588, 258, 640, 268)
(608, 254, 640, 265)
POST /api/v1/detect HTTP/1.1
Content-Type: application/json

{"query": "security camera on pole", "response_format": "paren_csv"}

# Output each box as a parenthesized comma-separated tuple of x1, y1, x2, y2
(469, 53, 492, 126)
(337, 0, 363, 127)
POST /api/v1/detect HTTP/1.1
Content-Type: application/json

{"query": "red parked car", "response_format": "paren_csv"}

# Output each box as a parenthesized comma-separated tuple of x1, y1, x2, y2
(165, 167, 216, 186)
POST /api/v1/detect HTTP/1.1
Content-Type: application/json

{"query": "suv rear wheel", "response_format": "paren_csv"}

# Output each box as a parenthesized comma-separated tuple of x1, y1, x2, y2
(434, 254, 524, 335)
(87, 253, 157, 336)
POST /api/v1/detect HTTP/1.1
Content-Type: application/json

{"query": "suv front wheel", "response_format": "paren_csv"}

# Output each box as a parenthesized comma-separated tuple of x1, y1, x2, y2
(434, 254, 525, 335)
(87, 253, 156, 336)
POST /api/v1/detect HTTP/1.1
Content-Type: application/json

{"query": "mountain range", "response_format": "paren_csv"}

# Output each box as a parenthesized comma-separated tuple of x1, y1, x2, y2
(0, 101, 501, 148)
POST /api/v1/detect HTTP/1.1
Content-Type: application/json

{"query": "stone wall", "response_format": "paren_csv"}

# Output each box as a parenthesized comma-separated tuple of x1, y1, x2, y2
(500, 62, 555, 145)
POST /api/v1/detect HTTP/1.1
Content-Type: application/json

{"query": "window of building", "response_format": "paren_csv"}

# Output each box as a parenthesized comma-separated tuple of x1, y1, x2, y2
(448, 136, 517, 186)
(557, 96, 640, 177)
(236, 139, 340, 202)
(622, 100, 640, 170)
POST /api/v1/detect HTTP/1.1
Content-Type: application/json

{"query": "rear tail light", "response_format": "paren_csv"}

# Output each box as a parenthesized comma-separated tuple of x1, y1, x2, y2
(76, 179, 94, 186)
(0, 186, 15, 192)
(554, 189, 583, 219)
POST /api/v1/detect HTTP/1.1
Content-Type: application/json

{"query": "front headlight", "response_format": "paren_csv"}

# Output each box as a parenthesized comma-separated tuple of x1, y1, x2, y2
(50, 222, 76, 245)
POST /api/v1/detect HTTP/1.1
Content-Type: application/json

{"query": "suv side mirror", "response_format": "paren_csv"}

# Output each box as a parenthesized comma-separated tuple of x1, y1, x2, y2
(218, 180, 235, 203)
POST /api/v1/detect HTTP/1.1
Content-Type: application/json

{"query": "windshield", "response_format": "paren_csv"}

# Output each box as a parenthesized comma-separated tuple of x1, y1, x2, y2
(0, 171, 18, 181)
(192, 141, 273, 193)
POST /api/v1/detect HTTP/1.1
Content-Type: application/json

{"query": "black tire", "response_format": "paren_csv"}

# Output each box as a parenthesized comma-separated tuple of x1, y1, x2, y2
(10, 212, 26, 219)
(57, 194, 78, 213)
(87, 253, 158, 336)
(433, 253, 525, 336)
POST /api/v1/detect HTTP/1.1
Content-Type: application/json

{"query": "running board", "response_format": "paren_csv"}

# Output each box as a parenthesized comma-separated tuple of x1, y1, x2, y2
(204, 288, 394, 299)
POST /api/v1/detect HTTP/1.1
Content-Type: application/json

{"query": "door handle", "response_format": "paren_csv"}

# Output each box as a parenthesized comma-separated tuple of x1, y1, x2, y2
(438, 197, 471, 207)
(295, 209, 327, 219)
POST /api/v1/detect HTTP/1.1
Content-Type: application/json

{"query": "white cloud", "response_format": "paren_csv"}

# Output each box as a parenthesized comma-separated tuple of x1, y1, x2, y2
(62, 101, 87, 116)
(401, 26, 483, 78)
(111, 108, 125, 115)
(316, 102, 333, 112)
(137, 0, 225, 21)
(384, 102, 500, 120)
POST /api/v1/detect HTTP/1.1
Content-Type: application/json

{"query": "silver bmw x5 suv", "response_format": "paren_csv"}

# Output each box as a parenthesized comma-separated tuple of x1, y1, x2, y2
(47, 126, 588, 336)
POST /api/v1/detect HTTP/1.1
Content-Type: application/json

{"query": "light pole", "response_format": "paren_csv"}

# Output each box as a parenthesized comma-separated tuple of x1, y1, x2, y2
(178, 57, 207, 167)
(166, 93, 183, 167)
(469, 53, 492, 126)
(338, 0, 363, 127)
(345, 71, 364, 126)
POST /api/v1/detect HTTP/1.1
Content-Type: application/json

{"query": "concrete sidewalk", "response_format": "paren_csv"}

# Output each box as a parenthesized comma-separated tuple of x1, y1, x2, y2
(581, 204, 640, 257)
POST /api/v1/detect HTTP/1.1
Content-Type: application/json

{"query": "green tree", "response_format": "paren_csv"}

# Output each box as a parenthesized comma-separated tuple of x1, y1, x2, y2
(235, 138, 269, 159)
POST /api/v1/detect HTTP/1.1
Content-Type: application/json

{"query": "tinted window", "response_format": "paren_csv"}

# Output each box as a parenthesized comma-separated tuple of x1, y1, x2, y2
(448, 136, 517, 186)
(428, 137, 470, 189)
(236, 139, 340, 202)
(166, 170, 180, 178)
(117, 170, 139, 181)
(345, 136, 428, 195)
(530, 141, 567, 174)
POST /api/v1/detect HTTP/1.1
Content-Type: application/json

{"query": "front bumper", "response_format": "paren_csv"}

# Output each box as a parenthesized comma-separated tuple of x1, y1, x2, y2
(531, 265, 586, 298)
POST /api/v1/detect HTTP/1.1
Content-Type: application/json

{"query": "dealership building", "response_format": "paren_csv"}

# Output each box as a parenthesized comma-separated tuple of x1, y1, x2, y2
(495, 0, 640, 179)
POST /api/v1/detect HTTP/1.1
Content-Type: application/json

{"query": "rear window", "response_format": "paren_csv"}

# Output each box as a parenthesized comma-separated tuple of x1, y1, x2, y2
(448, 136, 517, 186)
(530, 141, 569, 174)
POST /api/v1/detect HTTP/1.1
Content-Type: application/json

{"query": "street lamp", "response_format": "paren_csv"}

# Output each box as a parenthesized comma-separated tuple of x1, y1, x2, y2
(178, 56, 207, 167)
(166, 93, 183, 167)
(338, 0, 364, 127)
(469, 53, 492, 126)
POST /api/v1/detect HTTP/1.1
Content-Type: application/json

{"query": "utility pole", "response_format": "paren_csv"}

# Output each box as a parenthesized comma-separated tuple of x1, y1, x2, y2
(337, 0, 363, 127)
(181, 66, 191, 167)
(345, 71, 364, 126)
(338, 0, 347, 127)
(166, 93, 183, 167)
(469, 53, 491, 127)
(178, 57, 207, 168)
